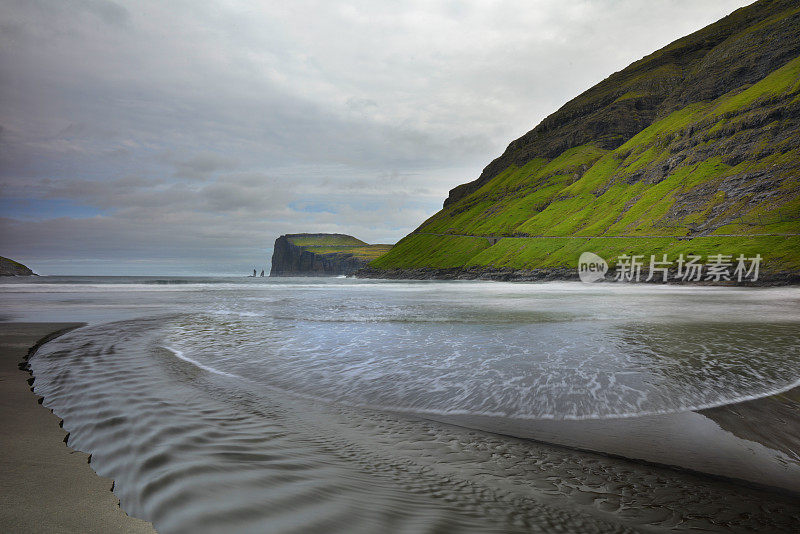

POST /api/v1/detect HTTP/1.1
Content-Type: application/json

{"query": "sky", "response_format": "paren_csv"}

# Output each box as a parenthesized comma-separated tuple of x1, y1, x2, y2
(0, 0, 753, 275)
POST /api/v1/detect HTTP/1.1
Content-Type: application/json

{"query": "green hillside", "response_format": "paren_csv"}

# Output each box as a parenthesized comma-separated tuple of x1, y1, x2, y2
(369, 0, 800, 281)
(287, 234, 367, 247)
(300, 244, 394, 260)
(283, 234, 391, 260)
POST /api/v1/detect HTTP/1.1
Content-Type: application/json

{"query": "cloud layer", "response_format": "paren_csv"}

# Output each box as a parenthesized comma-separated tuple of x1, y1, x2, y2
(0, 0, 750, 274)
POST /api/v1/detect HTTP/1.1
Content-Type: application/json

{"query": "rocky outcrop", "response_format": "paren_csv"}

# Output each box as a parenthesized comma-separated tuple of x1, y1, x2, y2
(269, 234, 391, 276)
(0, 256, 36, 276)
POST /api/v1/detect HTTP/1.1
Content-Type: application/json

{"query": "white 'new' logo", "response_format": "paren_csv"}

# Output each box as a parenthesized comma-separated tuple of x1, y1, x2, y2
(578, 252, 608, 283)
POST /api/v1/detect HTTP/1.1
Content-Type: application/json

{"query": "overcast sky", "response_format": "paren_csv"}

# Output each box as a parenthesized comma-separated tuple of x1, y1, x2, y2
(1, 0, 751, 275)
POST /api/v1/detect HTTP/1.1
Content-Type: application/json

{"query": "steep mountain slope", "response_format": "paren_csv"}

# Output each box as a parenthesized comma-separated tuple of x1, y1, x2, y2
(270, 234, 392, 276)
(365, 0, 800, 282)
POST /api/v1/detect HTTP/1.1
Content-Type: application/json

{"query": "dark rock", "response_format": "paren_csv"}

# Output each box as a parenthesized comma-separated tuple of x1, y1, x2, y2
(0, 256, 36, 276)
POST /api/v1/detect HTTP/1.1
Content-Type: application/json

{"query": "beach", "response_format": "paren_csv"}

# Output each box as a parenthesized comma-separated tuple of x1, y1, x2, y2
(0, 323, 156, 533)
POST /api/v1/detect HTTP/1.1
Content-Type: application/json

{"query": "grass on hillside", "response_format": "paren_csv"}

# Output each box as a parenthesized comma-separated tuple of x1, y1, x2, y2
(304, 244, 394, 260)
(371, 234, 800, 273)
(0, 256, 29, 268)
(287, 235, 367, 247)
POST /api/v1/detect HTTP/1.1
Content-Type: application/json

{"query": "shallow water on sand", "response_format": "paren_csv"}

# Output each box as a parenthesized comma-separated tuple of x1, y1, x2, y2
(5, 277, 800, 532)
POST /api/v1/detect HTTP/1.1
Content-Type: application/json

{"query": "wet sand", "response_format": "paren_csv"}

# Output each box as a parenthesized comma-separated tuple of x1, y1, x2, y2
(0, 323, 155, 533)
(699, 386, 800, 466)
(432, 390, 800, 495)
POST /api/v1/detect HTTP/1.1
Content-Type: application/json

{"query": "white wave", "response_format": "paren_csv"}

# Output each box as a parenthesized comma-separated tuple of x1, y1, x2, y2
(207, 309, 263, 317)
(161, 345, 241, 379)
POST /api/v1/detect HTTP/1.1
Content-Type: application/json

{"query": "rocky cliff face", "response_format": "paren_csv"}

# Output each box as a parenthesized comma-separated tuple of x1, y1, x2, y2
(270, 234, 392, 276)
(0, 256, 36, 276)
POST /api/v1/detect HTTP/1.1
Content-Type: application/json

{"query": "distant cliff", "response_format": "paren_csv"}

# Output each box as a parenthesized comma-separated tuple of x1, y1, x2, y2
(269, 234, 392, 276)
(0, 256, 36, 276)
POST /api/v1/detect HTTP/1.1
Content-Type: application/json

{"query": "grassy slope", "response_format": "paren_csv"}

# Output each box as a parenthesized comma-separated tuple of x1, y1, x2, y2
(302, 244, 394, 261)
(287, 234, 367, 247)
(285, 235, 393, 261)
(0, 256, 30, 269)
(372, 3, 800, 275)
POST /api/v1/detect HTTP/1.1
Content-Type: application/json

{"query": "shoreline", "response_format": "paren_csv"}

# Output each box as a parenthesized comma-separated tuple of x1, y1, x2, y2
(699, 384, 800, 467)
(0, 322, 156, 533)
(355, 266, 800, 285)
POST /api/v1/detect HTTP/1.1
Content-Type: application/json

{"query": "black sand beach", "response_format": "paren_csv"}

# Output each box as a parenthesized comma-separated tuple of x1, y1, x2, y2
(0, 323, 155, 533)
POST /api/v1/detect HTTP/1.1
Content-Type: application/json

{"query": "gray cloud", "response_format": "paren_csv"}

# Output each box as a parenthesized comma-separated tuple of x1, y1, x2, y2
(157, 151, 239, 180)
(0, 0, 751, 274)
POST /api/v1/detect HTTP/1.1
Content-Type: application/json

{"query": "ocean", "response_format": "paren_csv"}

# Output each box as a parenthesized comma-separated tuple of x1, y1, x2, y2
(3, 276, 800, 532)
